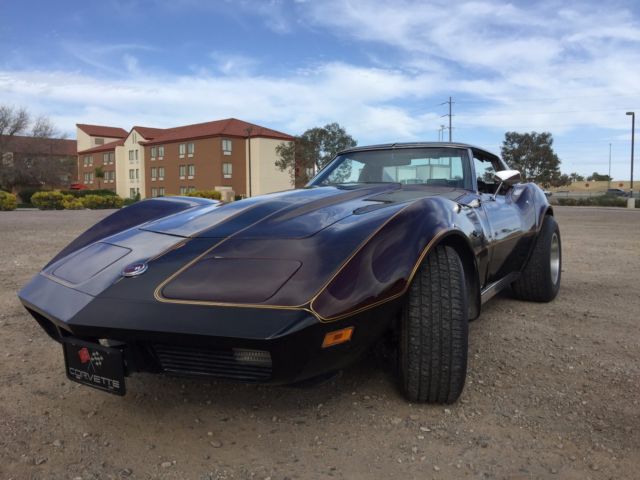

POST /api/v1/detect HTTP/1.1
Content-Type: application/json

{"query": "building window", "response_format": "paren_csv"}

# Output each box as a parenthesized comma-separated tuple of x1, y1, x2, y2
(179, 143, 186, 158)
(151, 167, 157, 181)
(179, 164, 186, 179)
(158, 145, 164, 159)
(187, 142, 194, 157)
(130, 188, 136, 199)
(222, 139, 232, 155)
(158, 167, 165, 180)
(109, 152, 114, 164)
(95, 138, 104, 145)
(103, 152, 109, 164)
(88, 172, 94, 184)
(133, 132, 137, 143)
(158, 187, 165, 196)
(151, 146, 157, 160)
(135, 168, 139, 180)
(188, 186, 196, 193)
(129, 150, 134, 162)
(179, 186, 187, 195)
(223, 162, 232, 178)
(151, 187, 158, 197)
(135, 149, 139, 161)
(83, 155, 93, 166)
(84, 172, 89, 183)
(187, 164, 195, 179)
(129, 169, 134, 180)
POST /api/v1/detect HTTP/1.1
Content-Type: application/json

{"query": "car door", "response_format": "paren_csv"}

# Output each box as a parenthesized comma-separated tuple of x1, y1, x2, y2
(472, 154, 527, 285)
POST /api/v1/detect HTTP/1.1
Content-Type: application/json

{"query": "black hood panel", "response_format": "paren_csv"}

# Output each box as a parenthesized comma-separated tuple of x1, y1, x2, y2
(141, 184, 465, 239)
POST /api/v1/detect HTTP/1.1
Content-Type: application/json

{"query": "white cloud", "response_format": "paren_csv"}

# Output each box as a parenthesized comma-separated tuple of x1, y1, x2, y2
(2, 0, 640, 178)
(0, 63, 444, 142)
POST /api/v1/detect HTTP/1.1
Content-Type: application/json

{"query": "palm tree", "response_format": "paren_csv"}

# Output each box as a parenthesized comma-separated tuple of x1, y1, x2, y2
(94, 166, 104, 189)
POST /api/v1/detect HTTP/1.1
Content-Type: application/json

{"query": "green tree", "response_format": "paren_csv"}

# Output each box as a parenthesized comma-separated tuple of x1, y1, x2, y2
(94, 166, 105, 189)
(569, 172, 585, 182)
(275, 122, 357, 184)
(549, 173, 571, 187)
(586, 172, 611, 181)
(501, 132, 561, 188)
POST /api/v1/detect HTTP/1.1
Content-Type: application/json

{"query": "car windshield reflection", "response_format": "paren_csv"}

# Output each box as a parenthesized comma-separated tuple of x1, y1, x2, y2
(310, 147, 471, 190)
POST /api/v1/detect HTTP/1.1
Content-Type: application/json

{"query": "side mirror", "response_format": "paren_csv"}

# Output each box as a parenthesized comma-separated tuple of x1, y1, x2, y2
(493, 170, 521, 186)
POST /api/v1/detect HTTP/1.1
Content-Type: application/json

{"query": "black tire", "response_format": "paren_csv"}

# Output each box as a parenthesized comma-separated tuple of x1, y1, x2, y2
(398, 245, 468, 404)
(511, 215, 561, 302)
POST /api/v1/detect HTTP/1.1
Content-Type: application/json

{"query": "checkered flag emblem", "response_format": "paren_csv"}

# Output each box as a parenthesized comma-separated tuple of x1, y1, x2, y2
(91, 351, 104, 368)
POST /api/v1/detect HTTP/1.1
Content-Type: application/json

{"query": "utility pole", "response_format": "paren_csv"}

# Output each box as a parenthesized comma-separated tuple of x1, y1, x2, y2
(608, 143, 612, 190)
(440, 97, 454, 142)
(438, 124, 446, 141)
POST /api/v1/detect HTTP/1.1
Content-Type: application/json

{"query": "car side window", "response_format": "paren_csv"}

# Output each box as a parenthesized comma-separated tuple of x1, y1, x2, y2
(473, 157, 501, 195)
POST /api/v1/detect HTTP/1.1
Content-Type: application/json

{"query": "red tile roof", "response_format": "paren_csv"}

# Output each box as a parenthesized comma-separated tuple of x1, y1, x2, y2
(1, 135, 77, 157)
(142, 118, 293, 145)
(77, 138, 125, 154)
(77, 124, 128, 138)
(132, 126, 167, 140)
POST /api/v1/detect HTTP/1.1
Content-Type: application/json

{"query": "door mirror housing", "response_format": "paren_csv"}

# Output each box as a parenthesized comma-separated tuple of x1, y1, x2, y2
(493, 170, 521, 187)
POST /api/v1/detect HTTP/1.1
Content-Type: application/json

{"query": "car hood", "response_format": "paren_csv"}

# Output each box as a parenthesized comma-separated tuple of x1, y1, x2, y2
(140, 184, 466, 239)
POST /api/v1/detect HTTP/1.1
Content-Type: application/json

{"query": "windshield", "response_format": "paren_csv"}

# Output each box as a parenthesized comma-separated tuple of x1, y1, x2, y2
(310, 147, 471, 189)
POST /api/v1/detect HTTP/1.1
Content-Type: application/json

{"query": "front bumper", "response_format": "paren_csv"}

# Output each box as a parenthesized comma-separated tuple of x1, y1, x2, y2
(19, 274, 397, 386)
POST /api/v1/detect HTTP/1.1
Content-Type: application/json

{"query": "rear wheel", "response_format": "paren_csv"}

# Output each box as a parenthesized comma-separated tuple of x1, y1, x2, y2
(511, 215, 561, 302)
(398, 245, 468, 404)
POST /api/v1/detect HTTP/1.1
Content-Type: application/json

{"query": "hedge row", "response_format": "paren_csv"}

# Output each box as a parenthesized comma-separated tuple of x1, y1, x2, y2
(0, 191, 17, 211)
(557, 196, 628, 207)
(185, 190, 222, 200)
(31, 191, 124, 210)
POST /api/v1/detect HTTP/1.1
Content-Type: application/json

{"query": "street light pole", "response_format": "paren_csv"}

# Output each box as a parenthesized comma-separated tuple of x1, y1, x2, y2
(608, 143, 612, 190)
(626, 112, 635, 198)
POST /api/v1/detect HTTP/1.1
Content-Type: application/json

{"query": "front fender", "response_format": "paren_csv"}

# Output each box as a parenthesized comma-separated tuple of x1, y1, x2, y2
(310, 197, 478, 322)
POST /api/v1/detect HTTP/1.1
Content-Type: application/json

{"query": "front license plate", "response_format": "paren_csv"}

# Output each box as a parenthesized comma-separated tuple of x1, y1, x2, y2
(63, 338, 126, 396)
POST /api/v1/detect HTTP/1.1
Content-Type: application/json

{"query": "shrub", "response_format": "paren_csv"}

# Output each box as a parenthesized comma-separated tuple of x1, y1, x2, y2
(31, 191, 67, 210)
(123, 197, 138, 206)
(62, 197, 85, 210)
(81, 194, 124, 209)
(0, 191, 17, 211)
(17, 187, 42, 205)
(61, 189, 117, 198)
(186, 190, 222, 200)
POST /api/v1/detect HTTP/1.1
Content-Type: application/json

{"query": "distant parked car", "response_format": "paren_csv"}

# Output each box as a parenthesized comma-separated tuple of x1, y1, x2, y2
(606, 188, 628, 197)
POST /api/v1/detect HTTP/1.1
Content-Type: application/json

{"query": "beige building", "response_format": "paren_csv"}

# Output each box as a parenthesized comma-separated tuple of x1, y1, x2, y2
(76, 124, 127, 153)
(76, 119, 294, 199)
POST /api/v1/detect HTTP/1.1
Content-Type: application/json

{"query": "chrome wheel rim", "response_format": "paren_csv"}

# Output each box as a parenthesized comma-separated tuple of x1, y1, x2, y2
(550, 233, 560, 285)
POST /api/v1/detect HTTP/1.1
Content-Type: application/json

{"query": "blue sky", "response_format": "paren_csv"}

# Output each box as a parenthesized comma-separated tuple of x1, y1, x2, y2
(2, 0, 640, 179)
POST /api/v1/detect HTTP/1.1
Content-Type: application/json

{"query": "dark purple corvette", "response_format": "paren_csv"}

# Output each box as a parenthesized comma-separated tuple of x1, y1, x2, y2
(19, 142, 561, 403)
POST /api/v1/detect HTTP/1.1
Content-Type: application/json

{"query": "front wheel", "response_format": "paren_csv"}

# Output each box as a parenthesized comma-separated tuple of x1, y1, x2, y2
(511, 215, 562, 302)
(398, 245, 468, 404)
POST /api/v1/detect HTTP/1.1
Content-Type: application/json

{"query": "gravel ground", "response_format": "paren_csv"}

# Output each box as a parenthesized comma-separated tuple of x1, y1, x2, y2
(0, 206, 639, 480)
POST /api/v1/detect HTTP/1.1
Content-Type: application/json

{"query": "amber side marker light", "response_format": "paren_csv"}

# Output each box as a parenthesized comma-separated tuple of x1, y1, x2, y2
(322, 327, 354, 348)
